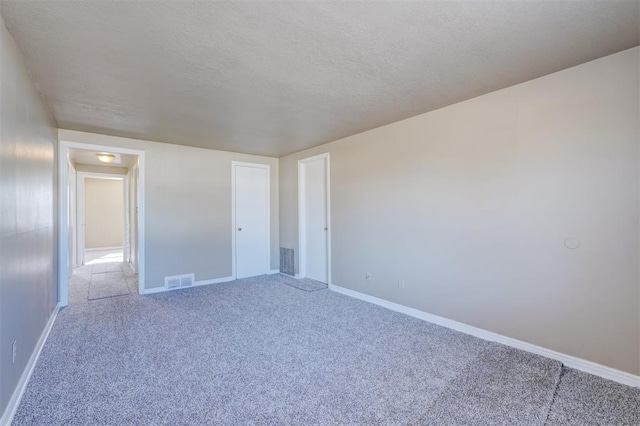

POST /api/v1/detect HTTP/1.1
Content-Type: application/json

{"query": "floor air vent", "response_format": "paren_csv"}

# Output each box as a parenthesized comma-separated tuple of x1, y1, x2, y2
(165, 273, 195, 290)
(280, 247, 295, 276)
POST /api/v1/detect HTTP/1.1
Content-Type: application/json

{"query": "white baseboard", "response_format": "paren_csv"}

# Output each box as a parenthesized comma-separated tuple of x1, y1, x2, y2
(0, 303, 61, 426)
(84, 246, 123, 252)
(268, 269, 280, 275)
(195, 276, 235, 286)
(140, 276, 235, 295)
(329, 284, 640, 388)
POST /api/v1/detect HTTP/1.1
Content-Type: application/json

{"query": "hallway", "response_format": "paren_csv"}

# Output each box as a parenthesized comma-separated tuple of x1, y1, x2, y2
(70, 249, 137, 304)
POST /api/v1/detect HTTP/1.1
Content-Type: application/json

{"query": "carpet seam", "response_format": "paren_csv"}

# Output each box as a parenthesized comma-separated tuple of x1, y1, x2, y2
(543, 365, 567, 425)
(417, 344, 493, 425)
(274, 274, 328, 292)
(86, 264, 131, 300)
(86, 267, 94, 300)
(280, 281, 327, 292)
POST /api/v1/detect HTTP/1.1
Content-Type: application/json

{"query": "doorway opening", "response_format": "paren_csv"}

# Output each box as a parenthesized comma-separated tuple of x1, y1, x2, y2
(76, 174, 132, 302)
(78, 174, 125, 265)
(58, 141, 145, 306)
(298, 153, 331, 284)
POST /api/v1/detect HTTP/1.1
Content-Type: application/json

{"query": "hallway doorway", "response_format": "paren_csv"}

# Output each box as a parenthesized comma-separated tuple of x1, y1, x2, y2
(58, 141, 145, 306)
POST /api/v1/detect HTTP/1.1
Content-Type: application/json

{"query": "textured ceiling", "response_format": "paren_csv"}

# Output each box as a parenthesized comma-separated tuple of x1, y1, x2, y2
(1, 1, 638, 157)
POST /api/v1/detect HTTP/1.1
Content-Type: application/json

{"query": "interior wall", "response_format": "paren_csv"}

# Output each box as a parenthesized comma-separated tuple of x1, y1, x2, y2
(58, 129, 280, 289)
(280, 47, 640, 375)
(83, 178, 124, 249)
(0, 16, 58, 419)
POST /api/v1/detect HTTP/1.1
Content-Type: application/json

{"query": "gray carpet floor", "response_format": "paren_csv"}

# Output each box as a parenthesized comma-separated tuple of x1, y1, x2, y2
(274, 273, 328, 292)
(85, 249, 133, 300)
(11, 266, 640, 425)
(88, 267, 132, 300)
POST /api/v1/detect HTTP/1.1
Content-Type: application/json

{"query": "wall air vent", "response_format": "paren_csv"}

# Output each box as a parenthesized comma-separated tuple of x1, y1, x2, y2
(165, 273, 195, 290)
(180, 275, 194, 287)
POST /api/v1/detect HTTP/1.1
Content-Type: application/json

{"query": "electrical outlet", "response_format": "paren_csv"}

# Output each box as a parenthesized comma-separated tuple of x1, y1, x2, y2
(365, 272, 371, 281)
(398, 279, 405, 289)
(12, 341, 17, 364)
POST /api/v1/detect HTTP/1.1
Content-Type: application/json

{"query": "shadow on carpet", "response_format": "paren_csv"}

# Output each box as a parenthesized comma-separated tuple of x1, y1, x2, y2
(274, 273, 327, 292)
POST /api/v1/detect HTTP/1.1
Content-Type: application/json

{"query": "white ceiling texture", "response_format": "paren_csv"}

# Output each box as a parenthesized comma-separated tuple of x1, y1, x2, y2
(1, 1, 638, 157)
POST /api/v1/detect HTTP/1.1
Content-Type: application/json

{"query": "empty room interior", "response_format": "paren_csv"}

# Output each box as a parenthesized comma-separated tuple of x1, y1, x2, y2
(1, 1, 639, 425)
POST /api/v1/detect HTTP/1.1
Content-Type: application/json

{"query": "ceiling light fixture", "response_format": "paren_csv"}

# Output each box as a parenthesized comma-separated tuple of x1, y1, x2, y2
(96, 152, 116, 163)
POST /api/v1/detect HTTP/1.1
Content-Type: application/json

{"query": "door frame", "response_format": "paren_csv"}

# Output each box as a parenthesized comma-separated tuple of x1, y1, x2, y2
(76, 172, 128, 266)
(297, 153, 331, 283)
(231, 161, 271, 279)
(67, 159, 77, 273)
(58, 140, 146, 306)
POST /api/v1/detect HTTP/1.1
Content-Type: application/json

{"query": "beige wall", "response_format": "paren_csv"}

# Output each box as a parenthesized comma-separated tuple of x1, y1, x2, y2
(84, 178, 124, 249)
(280, 48, 640, 375)
(58, 129, 279, 289)
(0, 16, 57, 419)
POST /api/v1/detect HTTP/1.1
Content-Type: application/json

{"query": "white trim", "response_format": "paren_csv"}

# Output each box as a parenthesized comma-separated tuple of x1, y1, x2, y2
(297, 153, 331, 284)
(231, 162, 236, 280)
(194, 276, 235, 286)
(0, 303, 61, 426)
(231, 161, 271, 279)
(326, 156, 332, 285)
(140, 276, 235, 295)
(268, 269, 280, 274)
(84, 246, 124, 252)
(75, 170, 85, 264)
(329, 284, 640, 388)
(68, 161, 77, 270)
(123, 169, 131, 264)
(58, 140, 146, 306)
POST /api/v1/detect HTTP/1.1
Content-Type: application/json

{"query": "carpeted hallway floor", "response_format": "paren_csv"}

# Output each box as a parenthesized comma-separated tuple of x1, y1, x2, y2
(12, 259, 640, 425)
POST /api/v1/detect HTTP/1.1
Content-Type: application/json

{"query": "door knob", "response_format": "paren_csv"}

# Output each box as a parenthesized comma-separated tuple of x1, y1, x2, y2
(324, 227, 328, 231)
(238, 228, 242, 231)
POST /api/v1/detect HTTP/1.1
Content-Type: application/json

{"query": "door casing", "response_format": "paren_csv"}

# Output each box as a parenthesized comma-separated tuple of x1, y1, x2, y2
(298, 153, 331, 283)
(58, 140, 145, 306)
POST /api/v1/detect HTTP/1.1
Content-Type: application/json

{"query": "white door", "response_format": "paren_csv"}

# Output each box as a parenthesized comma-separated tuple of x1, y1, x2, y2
(234, 163, 270, 279)
(299, 154, 329, 283)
